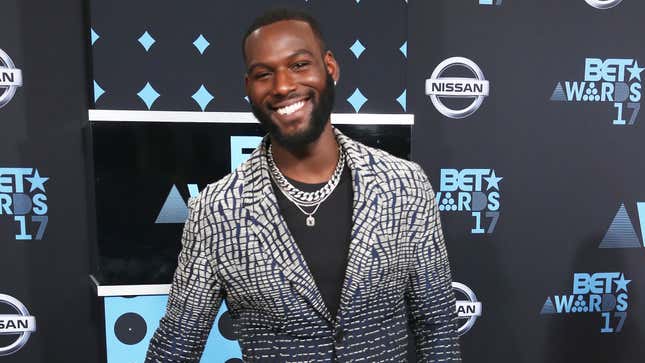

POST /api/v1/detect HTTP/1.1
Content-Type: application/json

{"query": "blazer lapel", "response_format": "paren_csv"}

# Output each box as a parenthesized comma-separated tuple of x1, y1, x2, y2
(334, 130, 387, 323)
(242, 137, 333, 323)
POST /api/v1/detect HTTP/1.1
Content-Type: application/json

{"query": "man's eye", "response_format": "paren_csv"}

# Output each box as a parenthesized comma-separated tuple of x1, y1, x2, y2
(254, 72, 271, 80)
(292, 62, 309, 70)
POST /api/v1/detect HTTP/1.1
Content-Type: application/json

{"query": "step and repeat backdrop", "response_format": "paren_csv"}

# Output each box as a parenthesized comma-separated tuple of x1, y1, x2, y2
(409, 1, 644, 362)
(0, 0, 643, 362)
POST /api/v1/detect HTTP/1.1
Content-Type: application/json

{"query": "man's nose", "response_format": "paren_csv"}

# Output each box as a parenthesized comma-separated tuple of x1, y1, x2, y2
(272, 69, 296, 96)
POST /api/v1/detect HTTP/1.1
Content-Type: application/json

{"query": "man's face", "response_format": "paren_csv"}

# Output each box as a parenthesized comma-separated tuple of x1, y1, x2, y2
(244, 20, 339, 150)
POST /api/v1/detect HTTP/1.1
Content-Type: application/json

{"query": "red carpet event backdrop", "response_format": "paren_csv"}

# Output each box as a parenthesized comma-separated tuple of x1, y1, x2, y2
(0, 0, 643, 362)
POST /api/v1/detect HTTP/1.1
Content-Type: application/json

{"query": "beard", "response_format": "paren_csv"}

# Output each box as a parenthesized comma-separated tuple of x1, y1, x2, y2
(251, 72, 335, 151)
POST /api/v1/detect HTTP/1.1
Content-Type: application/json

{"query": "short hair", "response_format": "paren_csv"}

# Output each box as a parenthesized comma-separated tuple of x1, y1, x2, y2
(242, 8, 327, 62)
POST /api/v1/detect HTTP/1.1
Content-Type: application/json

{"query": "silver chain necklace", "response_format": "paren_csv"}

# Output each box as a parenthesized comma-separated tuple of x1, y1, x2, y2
(268, 143, 345, 227)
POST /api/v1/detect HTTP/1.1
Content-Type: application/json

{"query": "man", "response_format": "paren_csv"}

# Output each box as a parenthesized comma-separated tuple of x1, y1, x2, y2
(146, 9, 460, 362)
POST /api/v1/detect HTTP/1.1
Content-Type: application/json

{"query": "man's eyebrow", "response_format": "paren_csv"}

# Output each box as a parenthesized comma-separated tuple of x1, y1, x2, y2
(247, 49, 316, 73)
(289, 49, 315, 58)
(247, 62, 270, 74)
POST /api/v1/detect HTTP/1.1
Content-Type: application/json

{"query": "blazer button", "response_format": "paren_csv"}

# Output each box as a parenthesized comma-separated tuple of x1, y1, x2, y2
(334, 328, 344, 343)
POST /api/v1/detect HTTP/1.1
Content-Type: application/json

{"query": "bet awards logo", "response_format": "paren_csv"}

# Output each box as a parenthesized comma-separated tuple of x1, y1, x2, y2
(598, 202, 644, 248)
(0, 48, 22, 109)
(453, 282, 482, 336)
(585, 0, 623, 9)
(550, 58, 642, 125)
(0, 168, 49, 240)
(540, 272, 630, 333)
(437, 168, 502, 234)
(155, 136, 262, 224)
(425, 57, 489, 119)
(0, 294, 36, 356)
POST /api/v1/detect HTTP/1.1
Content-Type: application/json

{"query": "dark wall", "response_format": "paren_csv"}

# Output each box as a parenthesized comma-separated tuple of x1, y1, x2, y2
(0, 0, 100, 362)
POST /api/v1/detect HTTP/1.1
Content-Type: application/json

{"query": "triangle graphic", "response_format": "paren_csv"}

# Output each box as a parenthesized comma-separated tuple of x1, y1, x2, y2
(540, 297, 555, 315)
(550, 82, 566, 101)
(599, 204, 641, 248)
(155, 185, 189, 224)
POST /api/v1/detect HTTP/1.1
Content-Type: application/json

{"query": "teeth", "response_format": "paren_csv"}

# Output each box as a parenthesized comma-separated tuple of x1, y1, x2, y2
(277, 100, 305, 116)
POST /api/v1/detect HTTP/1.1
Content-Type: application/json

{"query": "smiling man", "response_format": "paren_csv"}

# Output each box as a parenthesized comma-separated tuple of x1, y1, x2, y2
(146, 9, 461, 363)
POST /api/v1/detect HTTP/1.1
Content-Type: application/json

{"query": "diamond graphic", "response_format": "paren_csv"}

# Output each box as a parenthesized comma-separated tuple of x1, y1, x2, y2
(93, 80, 105, 103)
(396, 89, 407, 111)
(138, 30, 156, 52)
(193, 34, 210, 55)
(91, 28, 100, 46)
(399, 41, 407, 58)
(347, 88, 367, 112)
(349, 39, 366, 59)
(192, 84, 214, 111)
(137, 82, 160, 109)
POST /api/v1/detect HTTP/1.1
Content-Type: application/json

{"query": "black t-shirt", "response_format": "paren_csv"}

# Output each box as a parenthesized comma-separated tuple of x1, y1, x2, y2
(272, 165, 353, 318)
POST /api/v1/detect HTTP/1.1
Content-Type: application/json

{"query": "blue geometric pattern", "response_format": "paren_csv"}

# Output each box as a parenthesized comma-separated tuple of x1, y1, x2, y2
(137, 82, 160, 109)
(91, 28, 100, 46)
(104, 296, 241, 363)
(89, 3, 408, 113)
(137, 31, 156, 52)
(94, 80, 105, 103)
(192, 34, 210, 55)
(191, 84, 214, 111)
(399, 41, 407, 58)
(347, 88, 368, 112)
(599, 204, 641, 248)
(349, 39, 366, 59)
(396, 89, 407, 111)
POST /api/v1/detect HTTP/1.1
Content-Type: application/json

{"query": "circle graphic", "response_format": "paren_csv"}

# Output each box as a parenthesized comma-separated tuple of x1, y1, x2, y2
(425, 57, 489, 119)
(0, 294, 36, 356)
(452, 282, 482, 336)
(218, 311, 237, 340)
(0, 48, 23, 109)
(114, 312, 147, 345)
(584, 0, 623, 9)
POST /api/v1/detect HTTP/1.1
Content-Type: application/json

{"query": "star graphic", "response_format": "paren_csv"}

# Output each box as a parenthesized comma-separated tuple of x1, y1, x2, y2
(483, 170, 503, 191)
(627, 60, 644, 82)
(25, 169, 49, 193)
(614, 273, 631, 293)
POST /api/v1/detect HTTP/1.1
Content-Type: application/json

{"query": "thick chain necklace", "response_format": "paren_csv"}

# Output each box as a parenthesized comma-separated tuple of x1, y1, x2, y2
(268, 143, 345, 227)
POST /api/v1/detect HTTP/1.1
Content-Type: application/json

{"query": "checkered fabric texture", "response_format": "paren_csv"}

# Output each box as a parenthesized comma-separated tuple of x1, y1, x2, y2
(145, 129, 460, 362)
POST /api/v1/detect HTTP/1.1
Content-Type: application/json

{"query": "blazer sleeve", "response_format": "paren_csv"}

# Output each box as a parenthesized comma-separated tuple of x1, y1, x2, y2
(405, 166, 461, 362)
(145, 195, 224, 363)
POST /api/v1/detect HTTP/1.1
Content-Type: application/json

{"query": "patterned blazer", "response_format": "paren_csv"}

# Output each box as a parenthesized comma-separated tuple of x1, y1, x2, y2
(145, 129, 461, 362)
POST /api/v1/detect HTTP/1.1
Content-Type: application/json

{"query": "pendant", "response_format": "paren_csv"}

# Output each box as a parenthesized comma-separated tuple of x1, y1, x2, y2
(306, 215, 316, 227)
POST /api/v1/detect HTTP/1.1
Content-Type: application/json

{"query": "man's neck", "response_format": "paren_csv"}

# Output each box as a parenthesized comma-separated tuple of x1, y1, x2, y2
(270, 122, 340, 184)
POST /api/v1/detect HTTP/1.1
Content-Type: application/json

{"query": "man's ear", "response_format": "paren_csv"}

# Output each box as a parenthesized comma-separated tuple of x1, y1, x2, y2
(324, 51, 340, 83)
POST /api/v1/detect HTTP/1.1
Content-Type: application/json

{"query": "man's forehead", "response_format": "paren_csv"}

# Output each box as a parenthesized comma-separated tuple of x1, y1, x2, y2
(245, 20, 321, 57)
